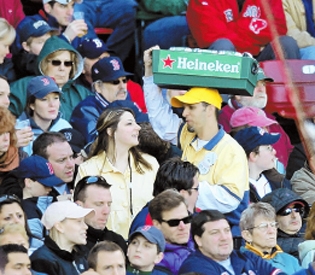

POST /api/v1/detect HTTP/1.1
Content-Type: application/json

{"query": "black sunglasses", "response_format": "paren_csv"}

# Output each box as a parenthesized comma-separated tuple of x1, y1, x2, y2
(279, 207, 305, 217)
(161, 215, 192, 227)
(48, 60, 73, 67)
(0, 194, 21, 204)
(108, 78, 127, 85)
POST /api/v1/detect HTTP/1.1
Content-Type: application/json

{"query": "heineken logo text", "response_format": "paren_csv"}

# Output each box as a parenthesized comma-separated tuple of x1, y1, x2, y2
(177, 57, 240, 73)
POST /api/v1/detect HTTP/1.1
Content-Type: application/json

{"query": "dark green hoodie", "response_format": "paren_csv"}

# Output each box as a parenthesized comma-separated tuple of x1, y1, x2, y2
(9, 36, 92, 121)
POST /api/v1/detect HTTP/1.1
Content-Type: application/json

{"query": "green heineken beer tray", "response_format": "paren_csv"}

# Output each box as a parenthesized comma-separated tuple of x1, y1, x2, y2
(152, 48, 258, 96)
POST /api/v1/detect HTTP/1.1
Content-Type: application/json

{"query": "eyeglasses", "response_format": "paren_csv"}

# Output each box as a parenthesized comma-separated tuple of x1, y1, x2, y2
(108, 78, 127, 85)
(279, 207, 305, 217)
(161, 215, 192, 227)
(48, 60, 73, 67)
(246, 222, 279, 231)
(0, 194, 21, 204)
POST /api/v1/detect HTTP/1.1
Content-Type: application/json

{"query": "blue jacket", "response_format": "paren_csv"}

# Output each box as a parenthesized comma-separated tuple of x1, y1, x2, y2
(240, 244, 301, 274)
(18, 112, 71, 156)
(157, 238, 195, 275)
(22, 196, 54, 241)
(70, 93, 132, 143)
(293, 264, 315, 275)
(179, 250, 288, 275)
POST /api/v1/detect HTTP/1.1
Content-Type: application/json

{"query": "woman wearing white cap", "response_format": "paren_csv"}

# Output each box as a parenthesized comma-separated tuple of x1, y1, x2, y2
(30, 200, 94, 275)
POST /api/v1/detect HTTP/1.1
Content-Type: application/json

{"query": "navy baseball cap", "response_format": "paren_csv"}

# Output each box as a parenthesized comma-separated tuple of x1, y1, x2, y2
(17, 155, 64, 187)
(78, 38, 109, 59)
(129, 226, 166, 252)
(27, 76, 62, 99)
(59, 128, 86, 153)
(108, 100, 149, 123)
(19, 19, 57, 43)
(233, 126, 280, 154)
(257, 68, 274, 82)
(91, 56, 133, 82)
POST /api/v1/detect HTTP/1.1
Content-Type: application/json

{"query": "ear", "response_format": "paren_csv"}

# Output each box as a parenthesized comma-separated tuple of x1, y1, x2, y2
(153, 252, 164, 265)
(179, 189, 187, 198)
(43, 3, 52, 14)
(54, 221, 64, 233)
(241, 230, 252, 243)
(24, 178, 33, 188)
(22, 42, 30, 53)
(234, 95, 241, 101)
(29, 102, 35, 111)
(152, 219, 161, 229)
(248, 151, 258, 162)
(194, 235, 202, 248)
(106, 127, 113, 137)
(75, 200, 83, 207)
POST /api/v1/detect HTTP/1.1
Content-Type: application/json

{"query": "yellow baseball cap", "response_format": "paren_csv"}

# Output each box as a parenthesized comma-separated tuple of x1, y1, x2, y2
(171, 87, 222, 110)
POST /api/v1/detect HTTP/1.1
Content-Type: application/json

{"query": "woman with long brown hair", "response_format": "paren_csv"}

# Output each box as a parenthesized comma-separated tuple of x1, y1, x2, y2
(76, 107, 159, 239)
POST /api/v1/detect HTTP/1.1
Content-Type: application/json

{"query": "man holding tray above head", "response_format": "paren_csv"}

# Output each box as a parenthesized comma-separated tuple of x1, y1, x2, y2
(143, 46, 249, 237)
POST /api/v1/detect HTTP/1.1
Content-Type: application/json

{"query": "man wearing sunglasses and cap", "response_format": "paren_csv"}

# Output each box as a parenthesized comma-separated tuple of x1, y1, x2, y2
(262, 188, 310, 259)
(148, 190, 195, 275)
(71, 56, 147, 143)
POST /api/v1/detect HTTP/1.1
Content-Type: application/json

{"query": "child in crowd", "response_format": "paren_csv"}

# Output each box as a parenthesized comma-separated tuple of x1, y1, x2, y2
(12, 18, 56, 78)
(17, 155, 63, 240)
(127, 225, 171, 275)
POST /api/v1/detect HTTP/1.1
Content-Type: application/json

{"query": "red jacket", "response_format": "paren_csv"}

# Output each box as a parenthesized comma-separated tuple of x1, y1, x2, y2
(186, 0, 287, 55)
(0, 0, 25, 28)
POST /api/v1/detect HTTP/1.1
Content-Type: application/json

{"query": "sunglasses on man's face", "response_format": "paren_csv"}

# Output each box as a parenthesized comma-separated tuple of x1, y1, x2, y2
(108, 78, 127, 85)
(279, 207, 305, 216)
(160, 215, 192, 227)
(48, 60, 73, 67)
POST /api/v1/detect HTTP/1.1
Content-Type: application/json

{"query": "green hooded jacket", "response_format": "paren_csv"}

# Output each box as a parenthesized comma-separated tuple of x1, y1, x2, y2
(9, 36, 92, 121)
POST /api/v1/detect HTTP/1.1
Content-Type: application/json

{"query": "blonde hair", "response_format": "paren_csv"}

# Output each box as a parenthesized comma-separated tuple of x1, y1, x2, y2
(0, 18, 16, 45)
(40, 50, 78, 79)
(0, 223, 29, 245)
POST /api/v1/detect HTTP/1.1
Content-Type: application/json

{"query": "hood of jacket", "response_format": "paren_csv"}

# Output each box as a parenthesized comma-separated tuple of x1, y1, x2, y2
(37, 36, 83, 82)
(298, 240, 315, 261)
(261, 188, 310, 216)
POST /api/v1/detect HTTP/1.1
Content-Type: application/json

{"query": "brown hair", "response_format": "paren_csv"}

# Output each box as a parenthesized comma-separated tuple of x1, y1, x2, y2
(305, 204, 315, 240)
(90, 107, 152, 173)
(88, 241, 125, 270)
(0, 107, 17, 146)
(149, 189, 187, 222)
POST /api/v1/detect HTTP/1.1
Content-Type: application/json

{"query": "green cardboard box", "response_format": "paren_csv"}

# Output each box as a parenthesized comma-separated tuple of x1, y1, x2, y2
(152, 48, 258, 96)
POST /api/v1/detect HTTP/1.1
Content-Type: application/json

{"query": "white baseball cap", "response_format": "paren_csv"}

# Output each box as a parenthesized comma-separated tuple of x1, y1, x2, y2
(41, 200, 94, 230)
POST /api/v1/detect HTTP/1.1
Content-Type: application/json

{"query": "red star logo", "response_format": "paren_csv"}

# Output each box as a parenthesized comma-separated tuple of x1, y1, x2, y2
(162, 55, 176, 68)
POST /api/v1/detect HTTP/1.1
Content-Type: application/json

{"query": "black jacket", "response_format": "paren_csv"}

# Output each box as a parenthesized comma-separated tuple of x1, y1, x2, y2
(31, 236, 88, 275)
(82, 225, 127, 257)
